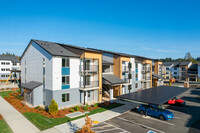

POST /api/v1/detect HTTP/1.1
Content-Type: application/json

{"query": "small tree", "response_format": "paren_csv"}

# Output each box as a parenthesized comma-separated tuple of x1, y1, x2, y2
(75, 115, 94, 133)
(49, 99, 58, 116)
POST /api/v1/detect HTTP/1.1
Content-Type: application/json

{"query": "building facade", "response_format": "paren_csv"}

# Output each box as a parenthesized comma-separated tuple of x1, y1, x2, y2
(0, 55, 20, 81)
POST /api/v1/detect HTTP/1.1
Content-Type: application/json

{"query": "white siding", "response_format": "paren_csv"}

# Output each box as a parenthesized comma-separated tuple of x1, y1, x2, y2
(52, 57, 62, 90)
(70, 58, 80, 88)
(138, 63, 142, 80)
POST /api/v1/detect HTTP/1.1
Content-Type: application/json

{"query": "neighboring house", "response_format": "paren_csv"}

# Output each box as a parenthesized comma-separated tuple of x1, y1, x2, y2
(162, 62, 174, 80)
(152, 60, 164, 87)
(187, 64, 198, 82)
(0, 55, 20, 81)
(20, 39, 154, 107)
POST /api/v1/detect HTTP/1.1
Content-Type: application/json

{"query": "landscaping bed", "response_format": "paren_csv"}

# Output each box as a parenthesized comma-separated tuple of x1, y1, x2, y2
(1, 91, 123, 130)
(0, 114, 13, 133)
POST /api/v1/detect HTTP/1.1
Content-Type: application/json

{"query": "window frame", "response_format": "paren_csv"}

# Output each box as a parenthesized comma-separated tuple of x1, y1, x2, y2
(62, 75, 70, 85)
(135, 83, 138, 88)
(62, 93, 70, 102)
(62, 58, 70, 68)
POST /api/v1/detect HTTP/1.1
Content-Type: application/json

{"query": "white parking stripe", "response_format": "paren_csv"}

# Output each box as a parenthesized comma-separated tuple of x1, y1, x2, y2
(105, 122, 131, 133)
(96, 128, 119, 133)
(128, 111, 174, 126)
(117, 117, 165, 133)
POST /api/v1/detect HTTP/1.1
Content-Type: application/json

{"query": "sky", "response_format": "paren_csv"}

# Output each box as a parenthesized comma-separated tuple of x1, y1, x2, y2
(0, 0, 200, 59)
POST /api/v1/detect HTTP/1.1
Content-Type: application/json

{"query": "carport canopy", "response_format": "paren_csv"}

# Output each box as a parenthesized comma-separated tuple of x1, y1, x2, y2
(118, 86, 189, 105)
(21, 81, 42, 90)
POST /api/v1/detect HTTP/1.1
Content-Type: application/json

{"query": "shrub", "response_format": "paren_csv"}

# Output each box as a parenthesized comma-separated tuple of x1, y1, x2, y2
(84, 104, 89, 111)
(74, 106, 80, 111)
(48, 99, 58, 116)
(93, 103, 98, 107)
(70, 109, 75, 112)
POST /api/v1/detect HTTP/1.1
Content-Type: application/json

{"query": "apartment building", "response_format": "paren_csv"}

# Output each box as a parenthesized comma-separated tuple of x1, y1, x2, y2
(20, 39, 154, 107)
(152, 60, 164, 87)
(21, 40, 102, 107)
(162, 62, 174, 80)
(198, 63, 200, 82)
(0, 55, 20, 81)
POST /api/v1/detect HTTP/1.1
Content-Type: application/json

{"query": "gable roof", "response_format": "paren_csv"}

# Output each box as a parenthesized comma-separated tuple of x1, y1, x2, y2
(32, 40, 79, 58)
(0, 55, 20, 63)
(162, 62, 174, 66)
(102, 74, 126, 85)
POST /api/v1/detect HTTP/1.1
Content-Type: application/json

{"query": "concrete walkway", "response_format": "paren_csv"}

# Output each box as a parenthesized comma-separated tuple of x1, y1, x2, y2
(0, 96, 40, 133)
(42, 100, 139, 133)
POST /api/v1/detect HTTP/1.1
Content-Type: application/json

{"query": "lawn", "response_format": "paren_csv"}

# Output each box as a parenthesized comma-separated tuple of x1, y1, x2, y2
(0, 91, 13, 98)
(23, 103, 123, 130)
(0, 119, 13, 133)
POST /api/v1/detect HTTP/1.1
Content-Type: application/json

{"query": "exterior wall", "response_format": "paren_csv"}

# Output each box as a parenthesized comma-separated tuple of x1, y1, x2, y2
(198, 66, 200, 81)
(102, 53, 113, 63)
(154, 61, 162, 74)
(142, 60, 153, 88)
(33, 86, 43, 106)
(0, 60, 20, 80)
(81, 52, 102, 102)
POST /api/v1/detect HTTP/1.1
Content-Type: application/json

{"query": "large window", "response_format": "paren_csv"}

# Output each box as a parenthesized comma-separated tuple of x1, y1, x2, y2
(1, 75, 5, 77)
(135, 73, 138, 79)
(1, 69, 5, 71)
(174, 67, 177, 70)
(6, 62, 10, 65)
(62, 93, 70, 102)
(13, 63, 17, 66)
(62, 58, 69, 67)
(62, 76, 70, 85)
(6, 68, 10, 71)
(135, 63, 138, 69)
(174, 72, 177, 75)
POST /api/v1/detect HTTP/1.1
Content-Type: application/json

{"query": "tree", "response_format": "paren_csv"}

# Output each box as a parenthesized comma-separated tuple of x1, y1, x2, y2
(184, 52, 192, 60)
(75, 115, 94, 133)
(49, 99, 58, 116)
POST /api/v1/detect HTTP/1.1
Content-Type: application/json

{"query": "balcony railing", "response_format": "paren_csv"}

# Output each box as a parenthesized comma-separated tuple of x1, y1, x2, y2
(79, 65, 99, 73)
(142, 66, 151, 72)
(80, 81, 99, 88)
(122, 66, 130, 72)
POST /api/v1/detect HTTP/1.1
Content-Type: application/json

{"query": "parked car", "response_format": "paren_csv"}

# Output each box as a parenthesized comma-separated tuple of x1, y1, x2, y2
(138, 104, 174, 120)
(168, 97, 185, 106)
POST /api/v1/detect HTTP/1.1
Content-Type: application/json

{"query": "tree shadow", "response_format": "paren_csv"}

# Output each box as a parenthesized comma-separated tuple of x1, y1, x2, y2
(67, 121, 80, 132)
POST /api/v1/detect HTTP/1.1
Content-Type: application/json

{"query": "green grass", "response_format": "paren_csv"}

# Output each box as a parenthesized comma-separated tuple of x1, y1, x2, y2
(23, 103, 123, 130)
(0, 119, 13, 133)
(0, 91, 12, 98)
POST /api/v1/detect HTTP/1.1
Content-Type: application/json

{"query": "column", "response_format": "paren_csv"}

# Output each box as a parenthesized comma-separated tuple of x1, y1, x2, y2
(110, 87, 113, 103)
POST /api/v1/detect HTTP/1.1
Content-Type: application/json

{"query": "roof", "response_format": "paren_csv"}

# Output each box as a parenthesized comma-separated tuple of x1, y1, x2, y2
(179, 61, 191, 66)
(118, 86, 189, 105)
(162, 62, 174, 66)
(0, 55, 20, 63)
(102, 74, 126, 85)
(152, 73, 163, 79)
(21, 81, 42, 90)
(32, 40, 79, 58)
(102, 60, 114, 65)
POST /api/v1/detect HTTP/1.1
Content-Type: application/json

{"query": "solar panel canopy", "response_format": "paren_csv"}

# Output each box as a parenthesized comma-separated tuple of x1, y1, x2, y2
(118, 86, 189, 105)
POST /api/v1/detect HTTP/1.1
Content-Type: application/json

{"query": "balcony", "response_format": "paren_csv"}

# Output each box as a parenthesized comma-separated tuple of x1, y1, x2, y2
(79, 65, 99, 74)
(122, 66, 130, 72)
(142, 66, 151, 73)
(80, 81, 99, 88)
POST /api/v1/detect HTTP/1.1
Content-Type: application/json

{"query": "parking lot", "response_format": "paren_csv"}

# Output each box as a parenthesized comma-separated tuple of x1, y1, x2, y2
(92, 87, 200, 133)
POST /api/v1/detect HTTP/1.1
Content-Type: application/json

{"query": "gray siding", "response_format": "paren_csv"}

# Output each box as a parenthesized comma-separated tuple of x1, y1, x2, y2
(33, 86, 43, 106)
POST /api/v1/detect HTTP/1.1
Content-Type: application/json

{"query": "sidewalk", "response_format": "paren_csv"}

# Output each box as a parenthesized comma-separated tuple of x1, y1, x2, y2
(0, 96, 40, 133)
(42, 100, 139, 133)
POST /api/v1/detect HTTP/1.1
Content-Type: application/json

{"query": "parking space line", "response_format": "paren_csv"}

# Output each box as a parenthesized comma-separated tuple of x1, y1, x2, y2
(128, 111, 174, 126)
(117, 117, 165, 133)
(105, 122, 131, 133)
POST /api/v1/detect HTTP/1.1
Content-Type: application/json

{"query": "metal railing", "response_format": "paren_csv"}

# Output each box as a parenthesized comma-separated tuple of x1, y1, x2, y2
(80, 81, 99, 88)
(122, 66, 130, 72)
(79, 65, 99, 73)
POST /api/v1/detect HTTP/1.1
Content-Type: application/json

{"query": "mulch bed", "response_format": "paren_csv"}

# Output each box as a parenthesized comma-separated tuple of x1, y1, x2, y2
(4, 91, 104, 118)
(0, 88, 19, 92)
(0, 114, 3, 120)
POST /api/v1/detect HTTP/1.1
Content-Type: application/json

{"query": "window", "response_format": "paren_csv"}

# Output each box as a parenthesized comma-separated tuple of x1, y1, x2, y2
(174, 72, 177, 75)
(62, 76, 70, 85)
(13, 63, 17, 66)
(128, 85, 132, 90)
(88, 91, 91, 97)
(135, 63, 138, 69)
(1, 69, 5, 71)
(13, 74, 16, 78)
(128, 62, 132, 68)
(6, 62, 10, 65)
(1, 75, 5, 77)
(6, 68, 10, 71)
(166, 68, 169, 70)
(166, 72, 169, 74)
(128, 73, 132, 79)
(6, 75, 10, 77)
(1, 62, 5, 65)
(62, 93, 70, 102)
(174, 67, 177, 70)
(62, 58, 69, 67)
(135, 74, 138, 79)
(135, 83, 138, 88)
(166, 76, 169, 79)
